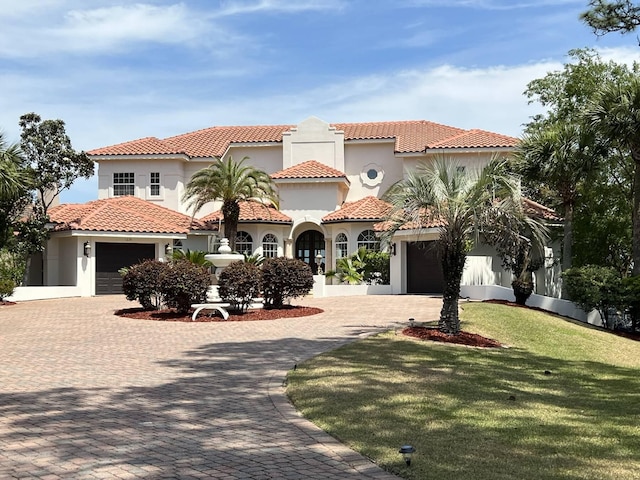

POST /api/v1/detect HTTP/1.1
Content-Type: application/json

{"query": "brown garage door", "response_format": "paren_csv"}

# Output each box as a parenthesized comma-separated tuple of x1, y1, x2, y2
(407, 241, 444, 294)
(95, 243, 156, 295)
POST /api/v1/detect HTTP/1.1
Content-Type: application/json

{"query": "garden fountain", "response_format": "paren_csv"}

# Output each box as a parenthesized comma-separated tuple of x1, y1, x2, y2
(203, 238, 244, 300)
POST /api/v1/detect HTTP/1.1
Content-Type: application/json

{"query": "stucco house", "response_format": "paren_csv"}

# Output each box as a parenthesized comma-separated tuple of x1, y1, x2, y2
(14, 116, 561, 300)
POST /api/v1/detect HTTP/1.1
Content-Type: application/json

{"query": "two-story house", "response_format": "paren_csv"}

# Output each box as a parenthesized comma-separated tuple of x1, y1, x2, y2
(38, 116, 559, 298)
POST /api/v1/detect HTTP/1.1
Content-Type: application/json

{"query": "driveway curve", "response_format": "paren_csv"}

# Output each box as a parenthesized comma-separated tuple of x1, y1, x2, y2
(0, 294, 441, 479)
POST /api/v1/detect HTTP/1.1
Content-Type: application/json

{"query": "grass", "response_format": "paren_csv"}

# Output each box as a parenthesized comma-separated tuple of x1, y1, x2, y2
(286, 303, 640, 480)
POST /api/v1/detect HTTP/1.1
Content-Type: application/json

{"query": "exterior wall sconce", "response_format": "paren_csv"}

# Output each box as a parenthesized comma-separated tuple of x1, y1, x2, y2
(390, 243, 397, 256)
(83, 241, 91, 257)
(399, 445, 416, 466)
(165, 243, 172, 255)
(315, 253, 323, 275)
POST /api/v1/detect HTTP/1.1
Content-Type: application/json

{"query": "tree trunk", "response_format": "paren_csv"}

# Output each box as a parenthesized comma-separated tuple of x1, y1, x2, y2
(222, 200, 240, 252)
(632, 147, 640, 276)
(562, 201, 574, 273)
(438, 238, 467, 335)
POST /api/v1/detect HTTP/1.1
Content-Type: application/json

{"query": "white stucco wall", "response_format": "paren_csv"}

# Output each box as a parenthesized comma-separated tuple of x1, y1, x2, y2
(343, 142, 403, 201)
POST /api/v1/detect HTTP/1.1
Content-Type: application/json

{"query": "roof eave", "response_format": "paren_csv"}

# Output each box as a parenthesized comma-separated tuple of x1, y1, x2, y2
(91, 153, 191, 161)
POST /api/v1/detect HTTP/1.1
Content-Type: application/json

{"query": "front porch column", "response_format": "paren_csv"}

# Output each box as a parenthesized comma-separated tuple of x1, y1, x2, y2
(284, 238, 293, 259)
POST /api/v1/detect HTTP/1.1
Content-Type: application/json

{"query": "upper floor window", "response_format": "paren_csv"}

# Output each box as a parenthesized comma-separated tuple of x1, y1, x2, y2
(335, 233, 348, 258)
(150, 172, 160, 197)
(113, 172, 134, 196)
(262, 233, 279, 258)
(357, 229, 380, 251)
(236, 231, 253, 255)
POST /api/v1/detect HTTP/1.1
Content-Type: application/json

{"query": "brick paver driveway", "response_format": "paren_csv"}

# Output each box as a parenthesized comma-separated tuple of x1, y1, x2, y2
(0, 294, 441, 479)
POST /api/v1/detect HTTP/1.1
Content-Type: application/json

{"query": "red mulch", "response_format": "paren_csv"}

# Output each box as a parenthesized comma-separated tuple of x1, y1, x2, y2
(0, 300, 16, 306)
(402, 326, 503, 348)
(115, 305, 324, 322)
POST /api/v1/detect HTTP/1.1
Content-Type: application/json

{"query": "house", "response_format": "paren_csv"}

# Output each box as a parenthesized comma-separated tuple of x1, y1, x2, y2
(14, 116, 561, 300)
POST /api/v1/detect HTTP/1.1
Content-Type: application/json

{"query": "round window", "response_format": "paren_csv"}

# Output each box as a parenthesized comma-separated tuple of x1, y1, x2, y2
(360, 163, 384, 187)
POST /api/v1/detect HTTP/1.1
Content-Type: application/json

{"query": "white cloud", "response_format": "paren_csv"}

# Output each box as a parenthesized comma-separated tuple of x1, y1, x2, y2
(216, 0, 345, 16)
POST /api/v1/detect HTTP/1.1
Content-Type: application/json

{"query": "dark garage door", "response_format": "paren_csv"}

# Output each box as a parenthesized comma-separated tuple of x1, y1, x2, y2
(95, 243, 155, 295)
(407, 241, 444, 294)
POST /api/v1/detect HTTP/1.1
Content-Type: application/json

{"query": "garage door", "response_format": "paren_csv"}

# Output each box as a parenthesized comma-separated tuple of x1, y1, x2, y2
(407, 241, 444, 294)
(95, 243, 156, 295)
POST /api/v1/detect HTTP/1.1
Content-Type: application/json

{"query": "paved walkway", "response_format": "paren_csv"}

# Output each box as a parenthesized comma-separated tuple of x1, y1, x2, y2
(0, 294, 441, 479)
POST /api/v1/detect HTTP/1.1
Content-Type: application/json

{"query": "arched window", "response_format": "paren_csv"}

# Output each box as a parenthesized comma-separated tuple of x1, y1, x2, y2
(236, 231, 253, 255)
(357, 229, 380, 251)
(262, 233, 279, 258)
(335, 233, 348, 258)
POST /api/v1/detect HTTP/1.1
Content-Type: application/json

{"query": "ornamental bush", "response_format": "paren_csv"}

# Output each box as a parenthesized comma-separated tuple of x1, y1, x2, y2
(159, 260, 210, 314)
(0, 278, 15, 301)
(121, 259, 166, 310)
(261, 257, 313, 309)
(218, 261, 262, 312)
(563, 265, 623, 329)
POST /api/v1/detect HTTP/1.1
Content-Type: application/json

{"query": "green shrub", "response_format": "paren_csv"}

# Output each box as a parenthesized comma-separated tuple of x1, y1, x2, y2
(622, 275, 640, 332)
(326, 248, 390, 285)
(0, 278, 16, 301)
(262, 258, 313, 309)
(159, 260, 210, 314)
(171, 249, 212, 267)
(121, 259, 167, 310)
(0, 248, 26, 286)
(563, 265, 623, 329)
(218, 261, 262, 312)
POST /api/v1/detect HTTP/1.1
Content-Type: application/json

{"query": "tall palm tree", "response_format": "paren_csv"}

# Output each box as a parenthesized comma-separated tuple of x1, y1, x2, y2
(0, 132, 28, 201)
(517, 122, 599, 272)
(382, 157, 525, 334)
(182, 156, 279, 251)
(586, 75, 640, 276)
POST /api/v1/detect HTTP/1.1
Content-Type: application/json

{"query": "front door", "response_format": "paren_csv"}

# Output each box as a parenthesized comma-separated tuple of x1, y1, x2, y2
(295, 230, 325, 274)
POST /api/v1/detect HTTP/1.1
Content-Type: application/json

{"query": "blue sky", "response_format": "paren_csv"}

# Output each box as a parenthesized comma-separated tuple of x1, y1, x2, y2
(1, 0, 639, 203)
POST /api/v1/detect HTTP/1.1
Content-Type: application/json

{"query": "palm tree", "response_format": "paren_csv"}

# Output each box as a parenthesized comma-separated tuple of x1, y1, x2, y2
(182, 156, 279, 251)
(382, 157, 525, 334)
(586, 75, 640, 276)
(517, 121, 599, 272)
(0, 132, 28, 201)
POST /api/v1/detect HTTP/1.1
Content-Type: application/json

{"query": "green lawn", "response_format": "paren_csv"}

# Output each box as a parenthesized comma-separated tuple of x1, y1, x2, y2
(286, 303, 640, 480)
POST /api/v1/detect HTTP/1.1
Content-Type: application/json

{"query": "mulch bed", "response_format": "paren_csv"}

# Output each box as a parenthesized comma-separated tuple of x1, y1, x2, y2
(115, 305, 324, 322)
(402, 326, 503, 348)
(0, 300, 16, 306)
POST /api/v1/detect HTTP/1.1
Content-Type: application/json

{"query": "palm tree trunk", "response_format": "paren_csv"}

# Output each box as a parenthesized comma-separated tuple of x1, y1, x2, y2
(439, 238, 467, 335)
(222, 200, 240, 252)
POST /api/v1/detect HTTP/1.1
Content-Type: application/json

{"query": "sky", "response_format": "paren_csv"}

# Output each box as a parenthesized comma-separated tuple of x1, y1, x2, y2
(2, 0, 640, 203)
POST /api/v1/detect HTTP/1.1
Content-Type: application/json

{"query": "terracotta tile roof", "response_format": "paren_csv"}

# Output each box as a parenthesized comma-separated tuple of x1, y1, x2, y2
(271, 160, 348, 180)
(49, 196, 207, 234)
(429, 129, 518, 149)
(374, 208, 445, 232)
(199, 201, 292, 226)
(88, 120, 517, 157)
(88, 137, 186, 156)
(323, 196, 392, 223)
(375, 199, 561, 232)
(523, 198, 562, 221)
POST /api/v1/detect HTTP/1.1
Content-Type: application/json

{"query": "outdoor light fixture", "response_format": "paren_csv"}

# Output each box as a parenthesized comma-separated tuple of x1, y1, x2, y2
(409, 318, 415, 327)
(399, 445, 416, 466)
(315, 253, 323, 275)
(390, 243, 397, 256)
(83, 241, 91, 257)
(165, 243, 172, 255)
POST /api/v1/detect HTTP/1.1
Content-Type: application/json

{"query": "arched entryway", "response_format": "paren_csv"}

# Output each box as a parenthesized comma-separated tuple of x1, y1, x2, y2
(295, 230, 325, 274)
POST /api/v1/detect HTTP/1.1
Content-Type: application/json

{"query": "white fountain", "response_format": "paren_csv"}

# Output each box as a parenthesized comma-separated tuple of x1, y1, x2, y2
(204, 238, 244, 301)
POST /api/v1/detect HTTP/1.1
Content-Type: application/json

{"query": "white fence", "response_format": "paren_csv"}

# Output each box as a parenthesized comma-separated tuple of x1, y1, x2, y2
(460, 285, 602, 327)
(7, 286, 83, 302)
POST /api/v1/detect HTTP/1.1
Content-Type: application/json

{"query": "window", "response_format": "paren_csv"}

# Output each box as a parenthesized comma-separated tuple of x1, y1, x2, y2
(262, 233, 279, 258)
(357, 229, 380, 251)
(335, 233, 348, 258)
(150, 172, 160, 197)
(236, 231, 253, 255)
(113, 172, 134, 196)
